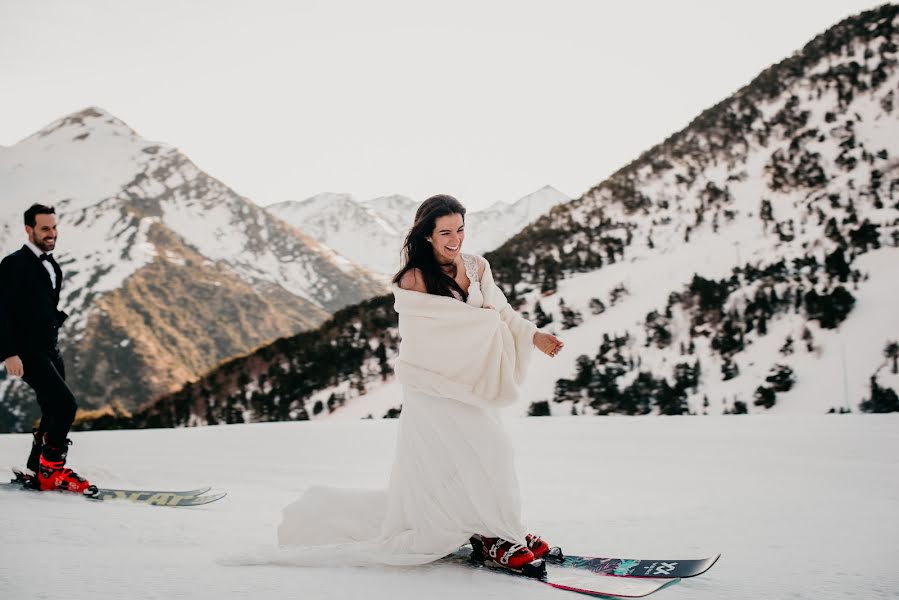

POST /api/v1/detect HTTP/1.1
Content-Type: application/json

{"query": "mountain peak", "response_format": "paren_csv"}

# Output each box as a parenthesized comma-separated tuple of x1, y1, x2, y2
(297, 192, 356, 209)
(32, 106, 139, 142)
(482, 185, 569, 216)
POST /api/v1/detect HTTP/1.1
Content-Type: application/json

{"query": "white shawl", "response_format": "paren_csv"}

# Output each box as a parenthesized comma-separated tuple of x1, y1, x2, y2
(392, 259, 538, 408)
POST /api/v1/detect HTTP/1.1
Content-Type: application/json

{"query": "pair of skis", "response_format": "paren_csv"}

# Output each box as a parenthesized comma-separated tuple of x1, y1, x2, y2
(5, 469, 226, 507)
(8, 467, 717, 597)
(445, 542, 720, 598)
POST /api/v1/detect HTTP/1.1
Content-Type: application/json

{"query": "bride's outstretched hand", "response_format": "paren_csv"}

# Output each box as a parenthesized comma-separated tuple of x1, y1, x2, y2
(534, 331, 564, 358)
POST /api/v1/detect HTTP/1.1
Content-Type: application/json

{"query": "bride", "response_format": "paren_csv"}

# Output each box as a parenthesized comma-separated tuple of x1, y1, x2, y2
(274, 194, 564, 569)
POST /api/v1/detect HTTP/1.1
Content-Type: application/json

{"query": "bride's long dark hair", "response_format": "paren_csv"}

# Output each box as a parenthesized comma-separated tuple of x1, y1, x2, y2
(393, 194, 468, 301)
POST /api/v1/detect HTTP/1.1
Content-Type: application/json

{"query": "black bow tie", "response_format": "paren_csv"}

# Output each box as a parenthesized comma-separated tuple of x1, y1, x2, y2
(40, 253, 53, 262)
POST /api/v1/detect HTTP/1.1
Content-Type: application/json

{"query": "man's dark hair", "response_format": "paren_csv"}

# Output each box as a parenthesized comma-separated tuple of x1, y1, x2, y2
(24, 204, 56, 228)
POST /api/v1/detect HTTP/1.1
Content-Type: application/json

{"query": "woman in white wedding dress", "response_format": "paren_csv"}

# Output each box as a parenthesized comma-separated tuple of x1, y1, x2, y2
(274, 194, 564, 569)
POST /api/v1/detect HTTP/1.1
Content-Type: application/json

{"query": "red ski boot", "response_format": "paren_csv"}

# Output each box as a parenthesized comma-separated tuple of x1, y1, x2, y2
(526, 533, 551, 559)
(481, 536, 535, 570)
(37, 440, 93, 494)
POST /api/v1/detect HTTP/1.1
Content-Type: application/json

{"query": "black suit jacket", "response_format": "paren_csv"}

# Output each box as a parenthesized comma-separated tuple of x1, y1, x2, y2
(0, 245, 68, 361)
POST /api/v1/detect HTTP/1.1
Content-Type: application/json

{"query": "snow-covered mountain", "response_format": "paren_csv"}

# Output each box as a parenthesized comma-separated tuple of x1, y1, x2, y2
(267, 193, 412, 281)
(76, 5, 899, 431)
(0, 107, 386, 432)
(468, 185, 571, 253)
(267, 186, 569, 279)
(484, 6, 899, 418)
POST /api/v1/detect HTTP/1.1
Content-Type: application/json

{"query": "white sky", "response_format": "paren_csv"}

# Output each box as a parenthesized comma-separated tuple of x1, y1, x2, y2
(0, 0, 888, 211)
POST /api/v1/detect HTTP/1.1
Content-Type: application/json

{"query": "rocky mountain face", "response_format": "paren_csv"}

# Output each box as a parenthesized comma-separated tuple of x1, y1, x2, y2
(267, 186, 569, 279)
(0, 108, 386, 432)
(76, 4, 899, 430)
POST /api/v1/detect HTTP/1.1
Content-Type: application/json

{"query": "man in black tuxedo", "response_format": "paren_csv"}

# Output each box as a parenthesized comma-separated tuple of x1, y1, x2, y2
(0, 204, 91, 492)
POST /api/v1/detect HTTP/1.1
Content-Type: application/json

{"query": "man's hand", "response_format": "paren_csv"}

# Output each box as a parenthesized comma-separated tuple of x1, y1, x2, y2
(4, 356, 23, 377)
(534, 331, 564, 358)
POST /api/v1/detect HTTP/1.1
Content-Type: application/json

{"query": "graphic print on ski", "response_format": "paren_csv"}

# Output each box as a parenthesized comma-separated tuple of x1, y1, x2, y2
(442, 545, 681, 598)
(546, 547, 721, 578)
(6, 469, 227, 507)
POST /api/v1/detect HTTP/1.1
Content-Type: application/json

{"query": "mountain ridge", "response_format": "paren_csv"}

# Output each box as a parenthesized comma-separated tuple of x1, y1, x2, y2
(267, 186, 570, 279)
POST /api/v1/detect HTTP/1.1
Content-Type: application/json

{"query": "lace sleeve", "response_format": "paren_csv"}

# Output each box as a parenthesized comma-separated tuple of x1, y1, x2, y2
(461, 254, 480, 283)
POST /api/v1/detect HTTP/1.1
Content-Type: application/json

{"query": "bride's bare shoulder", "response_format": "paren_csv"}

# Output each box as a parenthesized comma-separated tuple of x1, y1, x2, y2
(398, 268, 427, 292)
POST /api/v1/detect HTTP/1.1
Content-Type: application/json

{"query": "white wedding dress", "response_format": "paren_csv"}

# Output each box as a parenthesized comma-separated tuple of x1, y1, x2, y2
(271, 254, 527, 566)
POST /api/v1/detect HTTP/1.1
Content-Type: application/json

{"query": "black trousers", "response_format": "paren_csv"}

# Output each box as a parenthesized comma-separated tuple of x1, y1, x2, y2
(21, 349, 77, 447)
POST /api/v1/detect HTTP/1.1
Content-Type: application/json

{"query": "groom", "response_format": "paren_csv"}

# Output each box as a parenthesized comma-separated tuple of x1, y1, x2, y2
(0, 204, 92, 492)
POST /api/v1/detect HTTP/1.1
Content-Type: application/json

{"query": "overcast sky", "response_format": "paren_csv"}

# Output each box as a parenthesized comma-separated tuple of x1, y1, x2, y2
(0, 0, 887, 210)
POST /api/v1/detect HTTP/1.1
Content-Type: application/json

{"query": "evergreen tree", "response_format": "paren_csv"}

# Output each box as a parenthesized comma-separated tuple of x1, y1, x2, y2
(560, 302, 584, 330)
(532, 301, 553, 328)
(780, 335, 794, 355)
(374, 342, 391, 380)
(673, 361, 700, 394)
(721, 357, 740, 381)
(644, 310, 673, 348)
(712, 317, 744, 356)
(655, 379, 689, 416)
(802, 326, 815, 352)
(805, 286, 855, 329)
(759, 198, 774, 224)
(765, 364, 796, 392)
(825, 247, 851, 282)
(859, 377, 899, 413)
(528, 401, 551, 417)
(754, 386, 776, 409)
(884, 341, 899, 374)
(619, 372, 654, 415)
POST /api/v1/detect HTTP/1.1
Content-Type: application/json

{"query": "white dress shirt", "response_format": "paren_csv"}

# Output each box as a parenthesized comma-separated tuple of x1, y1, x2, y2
(24, 239, 57, 289)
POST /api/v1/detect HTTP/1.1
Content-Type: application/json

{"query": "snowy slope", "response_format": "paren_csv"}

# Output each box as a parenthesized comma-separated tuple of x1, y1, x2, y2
(1, 414, 896, 599)
(267, 186, 569, 279)
(320, 7, 899, 420)
(0, 108, 386, 431)
(319, 245, 899, 420)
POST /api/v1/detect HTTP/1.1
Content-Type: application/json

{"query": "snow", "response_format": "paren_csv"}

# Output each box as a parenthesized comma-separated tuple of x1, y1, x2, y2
(1, 414, 896, 599)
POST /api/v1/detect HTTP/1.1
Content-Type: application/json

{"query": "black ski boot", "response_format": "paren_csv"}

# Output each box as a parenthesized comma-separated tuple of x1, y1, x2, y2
(26, 428, 42, 474)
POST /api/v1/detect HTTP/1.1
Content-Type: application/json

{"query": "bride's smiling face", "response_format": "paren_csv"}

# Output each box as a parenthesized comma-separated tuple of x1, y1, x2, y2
(428, 213, 465, 264)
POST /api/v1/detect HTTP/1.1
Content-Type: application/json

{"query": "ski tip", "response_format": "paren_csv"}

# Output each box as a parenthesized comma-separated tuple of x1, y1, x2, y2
(184, 491, 228, 507)
(548, 577, 681, 598)
(673, 553, 721, 578)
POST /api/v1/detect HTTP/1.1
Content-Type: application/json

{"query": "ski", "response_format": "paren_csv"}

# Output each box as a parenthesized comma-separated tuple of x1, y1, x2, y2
(545, 547, 721, 579)
(443, 545, 681, 598)
(6, 469, 226, 507)
(86, 488, 227, 507)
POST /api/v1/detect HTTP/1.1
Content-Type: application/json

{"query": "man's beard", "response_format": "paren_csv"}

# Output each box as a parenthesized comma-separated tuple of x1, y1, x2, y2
(34, 237, 55, 252)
